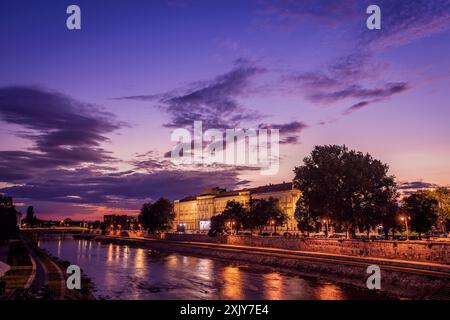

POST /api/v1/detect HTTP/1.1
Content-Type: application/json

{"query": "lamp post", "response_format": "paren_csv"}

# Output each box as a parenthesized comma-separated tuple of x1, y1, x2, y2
(322, 219, 330, 238)
(270, 219, 275, 232)
(400, 216, 409, 240)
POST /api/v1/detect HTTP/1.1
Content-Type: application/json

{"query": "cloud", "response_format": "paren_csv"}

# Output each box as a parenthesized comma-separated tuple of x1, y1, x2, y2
(312, 82, 410, 104)
(258, 0, 362, 28)
(268, 0, 450, 118)
(260, 0, 450, 47)
(129, 151, 175, 172)
(0, 86, 123, 181)
(285, 52, 376, 101)
(397, 180, 443, 197)
(362, 0, 450, 50)
(258, 121, 309, 144)
(116, 59, 266, 129)
(284, 47, 411, 115)
(0, 166, 246, 210)
(398, 180, 439, 190)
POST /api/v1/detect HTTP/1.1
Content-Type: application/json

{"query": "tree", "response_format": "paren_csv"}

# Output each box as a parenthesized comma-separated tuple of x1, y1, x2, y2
(26, 206, 36, 227)
(208, 214, 227, 237)
(431, 187, 450, 234)
(248, 197, 287, 233)
(139, 198, 175, 233)
(379, 202, 400, 239)
(294, 197, 319, 237)
(293, 145, 398, 239)
(208, 201, 249, 236)
(403, 191, 438, 240)
(221, 200, 247, 232)
(0, 195, 20, 242)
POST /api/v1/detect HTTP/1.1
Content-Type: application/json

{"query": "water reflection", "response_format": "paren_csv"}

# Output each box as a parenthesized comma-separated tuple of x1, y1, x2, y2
(264, 272, 283, 300)
(221, 266, 243, 299)
(38, 238, 384, 300)
(134, 248, 145, 278)
(315, 284, 344, 300)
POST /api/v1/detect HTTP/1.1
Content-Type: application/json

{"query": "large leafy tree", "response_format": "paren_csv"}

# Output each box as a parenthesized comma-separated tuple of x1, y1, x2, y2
(208, 201, 249, 236)
(0, 195, 20, 242)
(221, 200, 248, 232)
(294, 196, 319, 237)
(208, 214, 227, 236)
(293, 145, 398, 238)
(139, 198, 175, 233)
(403, 191, 438, 239)
(248, 197, 287, 233)
(431, 187, 450, 233)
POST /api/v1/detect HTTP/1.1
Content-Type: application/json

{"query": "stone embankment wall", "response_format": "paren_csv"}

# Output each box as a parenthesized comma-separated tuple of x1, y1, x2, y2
(158, 233, 450, 264)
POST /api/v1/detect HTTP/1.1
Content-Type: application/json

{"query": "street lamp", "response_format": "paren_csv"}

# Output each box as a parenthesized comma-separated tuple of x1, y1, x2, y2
(400, 216, 410, 240)
(322, 219, 330, 238)
(270, 219, 275, 232)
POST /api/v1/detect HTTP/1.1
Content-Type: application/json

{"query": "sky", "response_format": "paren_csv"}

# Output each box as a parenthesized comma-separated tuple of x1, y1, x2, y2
(1, 0, 450, 220)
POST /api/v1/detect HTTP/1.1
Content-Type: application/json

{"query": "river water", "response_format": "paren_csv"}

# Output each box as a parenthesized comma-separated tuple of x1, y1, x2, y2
(38, 238, 386, 300)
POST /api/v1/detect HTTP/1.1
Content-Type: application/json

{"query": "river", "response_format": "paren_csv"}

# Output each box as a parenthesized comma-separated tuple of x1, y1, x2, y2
(38, 237, 386, 300)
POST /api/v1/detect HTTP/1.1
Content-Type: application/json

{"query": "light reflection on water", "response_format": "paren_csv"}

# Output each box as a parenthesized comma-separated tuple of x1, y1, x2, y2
(39, 238, 384, 300)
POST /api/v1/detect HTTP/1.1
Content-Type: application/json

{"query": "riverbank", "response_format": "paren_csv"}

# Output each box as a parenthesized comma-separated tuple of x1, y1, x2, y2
(150, 233, 450, 264)
(0, 236, 95, 300)
(86, 234, 450, 299)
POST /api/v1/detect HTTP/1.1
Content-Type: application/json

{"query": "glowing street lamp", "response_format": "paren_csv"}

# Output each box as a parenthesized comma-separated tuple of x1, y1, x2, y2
(270, 219, 275, 232)
(400, 216, 410, 240)
(322, 219, 330, 238)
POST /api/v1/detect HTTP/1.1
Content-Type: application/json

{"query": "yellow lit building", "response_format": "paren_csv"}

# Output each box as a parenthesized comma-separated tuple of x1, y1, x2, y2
(173, 182, 301, 232)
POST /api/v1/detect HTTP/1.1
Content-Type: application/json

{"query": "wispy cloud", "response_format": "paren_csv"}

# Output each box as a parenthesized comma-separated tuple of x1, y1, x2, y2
(270, 0, 450, 117)
(0, 86, 125, 182)
(361, 0, 450, 50)
(260, 0, 450, 47)
(258, 121, 308, 144)
(0, 166, 246, 209)
(284, 53, 410, 114)
(117, 59, 266, 129)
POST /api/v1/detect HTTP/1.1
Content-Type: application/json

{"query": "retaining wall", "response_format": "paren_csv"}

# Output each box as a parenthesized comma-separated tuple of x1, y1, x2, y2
(159, 233, 450, 264)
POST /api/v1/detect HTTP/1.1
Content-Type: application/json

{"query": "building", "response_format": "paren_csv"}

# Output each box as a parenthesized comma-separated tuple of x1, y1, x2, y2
(173, 182, 301, 232)
(103, 214, 138, 230)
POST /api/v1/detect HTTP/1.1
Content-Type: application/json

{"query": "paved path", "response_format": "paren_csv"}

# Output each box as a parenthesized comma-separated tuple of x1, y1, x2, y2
(28, 247, 46, 291)
(21, 238, 65, 299)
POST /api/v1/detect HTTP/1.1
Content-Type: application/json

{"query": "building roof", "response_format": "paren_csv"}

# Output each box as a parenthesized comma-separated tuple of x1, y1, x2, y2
(176, 182, 294, 202)
(247, 182, 293, 194)
(179, 195, 197, 202)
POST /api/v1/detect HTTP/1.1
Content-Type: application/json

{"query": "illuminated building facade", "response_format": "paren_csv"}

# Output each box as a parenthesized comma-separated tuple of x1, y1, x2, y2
(173, 182, 301, 232)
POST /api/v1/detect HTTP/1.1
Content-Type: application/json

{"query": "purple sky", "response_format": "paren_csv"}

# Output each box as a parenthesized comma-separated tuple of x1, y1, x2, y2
(1, 0, 450, 220)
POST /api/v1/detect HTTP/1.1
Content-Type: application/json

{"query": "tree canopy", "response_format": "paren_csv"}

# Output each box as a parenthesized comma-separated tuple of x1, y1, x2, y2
(0, 195, 20, 242)
(139, 197, 175, 233)
(293, 145, 398, 238)
(221, 200, 248, 232)
(208, 197, 287, 236)
(403, 191, 438, 239)
(294, 196, 319, 236)
(430, 187, 450, 233)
